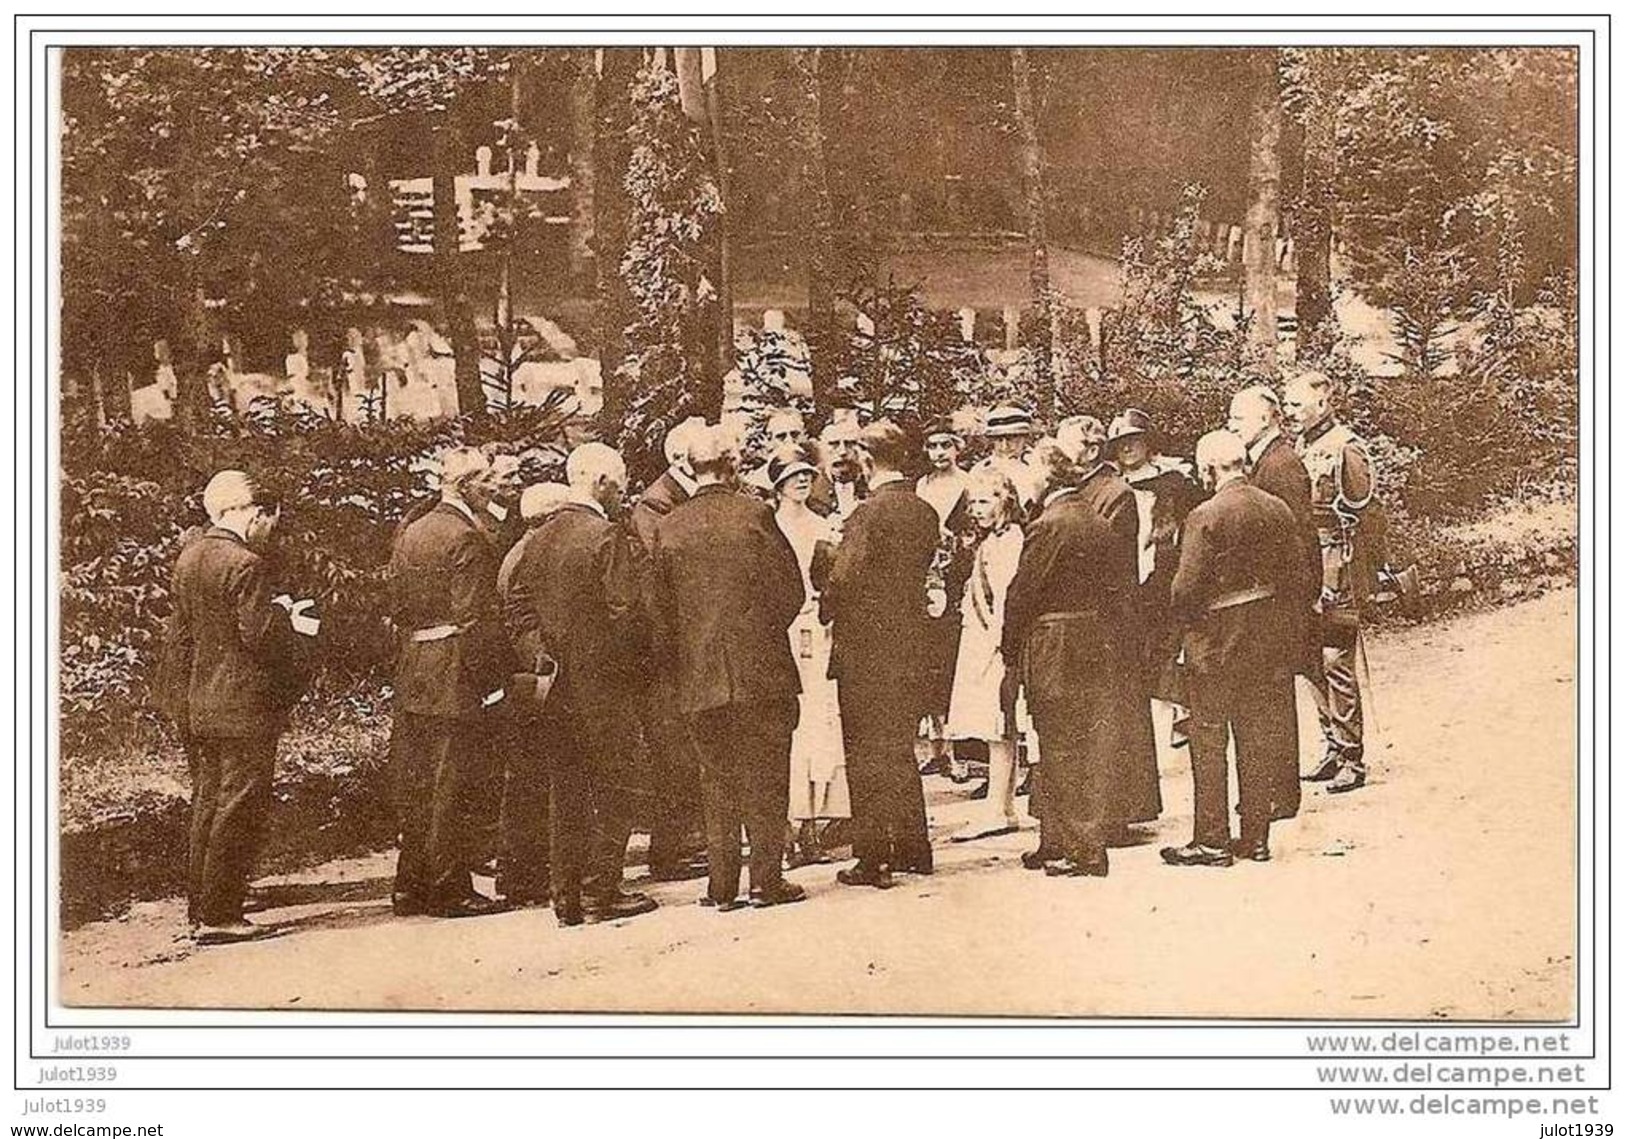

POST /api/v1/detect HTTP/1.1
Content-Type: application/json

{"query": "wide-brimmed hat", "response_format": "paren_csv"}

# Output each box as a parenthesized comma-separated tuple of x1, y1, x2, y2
(1107, 408, 1154, 443)
(984, 404, 1036, 437)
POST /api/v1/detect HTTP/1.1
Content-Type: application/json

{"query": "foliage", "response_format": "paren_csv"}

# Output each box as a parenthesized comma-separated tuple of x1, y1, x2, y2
(832, 277, 987, 429)
(1283, 48, 1577, 378)
(58, 399, 573, 764)
(615, 62, 726, 484)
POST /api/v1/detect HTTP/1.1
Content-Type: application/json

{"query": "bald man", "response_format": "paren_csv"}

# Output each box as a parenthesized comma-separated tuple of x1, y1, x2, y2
(165, 470, 314, 944)
(1161, 432, 1309, 867)
(508, 442, 659, 926)
(388, 447, 514, 919)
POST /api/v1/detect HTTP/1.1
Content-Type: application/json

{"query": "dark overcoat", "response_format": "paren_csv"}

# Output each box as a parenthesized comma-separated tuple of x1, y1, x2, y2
(162, 527, 309, 739)
(821, 480, 941, 718)
(388, 502, 512, 720)
(645, 484, 805, 717)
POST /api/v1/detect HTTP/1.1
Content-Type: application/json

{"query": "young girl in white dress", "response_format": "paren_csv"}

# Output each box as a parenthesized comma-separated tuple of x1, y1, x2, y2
(772, 448, 851, 865)
(945, 469, 1028, 841)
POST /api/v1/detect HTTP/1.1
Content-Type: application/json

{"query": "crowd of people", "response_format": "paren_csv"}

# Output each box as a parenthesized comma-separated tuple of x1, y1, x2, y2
(159, 368, 1379, 946)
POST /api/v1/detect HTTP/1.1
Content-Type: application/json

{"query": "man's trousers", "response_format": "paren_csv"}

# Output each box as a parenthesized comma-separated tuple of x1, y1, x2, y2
(688, 699, 797, 903)
(391, 712, 482, 905)
(838, 687, 932, 873)
(1187, 666, 1299, 847)
(187, 734, 277, 926)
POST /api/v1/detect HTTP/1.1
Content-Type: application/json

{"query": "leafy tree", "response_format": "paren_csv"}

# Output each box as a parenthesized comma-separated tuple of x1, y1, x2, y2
(615, 60, 726, 482)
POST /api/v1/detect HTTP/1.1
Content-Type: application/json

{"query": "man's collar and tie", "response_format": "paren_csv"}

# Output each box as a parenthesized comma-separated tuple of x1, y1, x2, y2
(1247, 427, 1283, 466)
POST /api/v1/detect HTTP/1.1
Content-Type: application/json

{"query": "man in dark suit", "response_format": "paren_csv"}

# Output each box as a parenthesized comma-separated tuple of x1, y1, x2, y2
(646, 426, 808, 909)
(1003, 440, 1139, 879)
(1161, 431, 1309, 868)
(491, 481, 569, 908)
(824, 420, 941, 888)
(1230, 383, 1319, 817)
(1056, 415, 1162, 832)
(163, 470, 316, 944)
(627, 417, 711, 883)
(387, 447, 512, 919)
(507, 443, 660, 926)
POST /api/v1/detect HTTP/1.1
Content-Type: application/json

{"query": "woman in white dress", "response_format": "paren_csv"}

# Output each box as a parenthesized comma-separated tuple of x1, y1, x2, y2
(945, 469, 1027, 841)
(771, 448, 851, 866)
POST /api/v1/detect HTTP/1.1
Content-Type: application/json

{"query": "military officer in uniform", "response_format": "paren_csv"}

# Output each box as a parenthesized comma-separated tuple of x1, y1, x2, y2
(386, 447, 512, 919)
(1284, 370, 1378, 794)
(162, 470, 317, 944)
(1160, 431, 1308, 867)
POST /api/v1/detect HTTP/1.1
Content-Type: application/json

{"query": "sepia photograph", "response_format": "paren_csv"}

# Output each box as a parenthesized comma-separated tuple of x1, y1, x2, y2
(50, 38, 1581, 1022)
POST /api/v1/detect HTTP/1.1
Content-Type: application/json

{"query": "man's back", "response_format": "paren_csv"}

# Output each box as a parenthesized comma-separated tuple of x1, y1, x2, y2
(823, 481, 939, 688)
(649, 485, 804, 715)
(170, 529, 296, 738)
(1171, 480, 1306, 673)
(389, 503, 506, 718)
(1001, 491, 1130, 663)
(510, 504, 646, 716)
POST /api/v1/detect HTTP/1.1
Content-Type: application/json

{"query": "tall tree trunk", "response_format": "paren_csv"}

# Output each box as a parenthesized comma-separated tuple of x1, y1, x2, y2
(704, 48, 736, 389)
(433, 127, 484, 418)
(1243, 50, 1283, 366)
(594, 48, 639, 429)
(674, 46, 728, 409)
(567, 48, 597, 296)
(1011, 47, 1055, 394)
(793, 47, 838, 415)
(1294, 52, 1337, 362)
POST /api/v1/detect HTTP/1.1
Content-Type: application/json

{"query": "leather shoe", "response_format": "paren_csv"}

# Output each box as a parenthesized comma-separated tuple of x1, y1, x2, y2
(425, 893, 511, 919)
(749, 880, 808, 908)
(836, 863, 894, 890)
(698, 896, 746, 913)
(499, 890, 552, 910)
(193, 920, 275, 946)
(391, 891, 427, 917)
(648, 861, 710, 883)
(1043, 855, 1108, 878)
(585, 890, 658, 922)
(1229, 837, 1272, 862)
(1303, 754, 1342, 782)
(1160, 843, 1235, 868)
(1327, 766, 1367, 794)
(1020, 848, 1058, 871)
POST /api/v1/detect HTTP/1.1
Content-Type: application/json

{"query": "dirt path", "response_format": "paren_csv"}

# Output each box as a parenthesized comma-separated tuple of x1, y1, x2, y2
(60, 589, 1578, 1018)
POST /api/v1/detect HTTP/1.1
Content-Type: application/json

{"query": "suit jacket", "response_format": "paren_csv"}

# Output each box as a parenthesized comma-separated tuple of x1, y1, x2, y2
(1169, 479, 1309, 688)
(647, 484, 805, 715)
(1251, 433, 1322, 656)
(164, 528, 307, 739)
(389, 501, 511, 720)
(505, 503, 648, 722)
(1002, 489, 1137, 669)
(629, 468, 691, 551)
(822, 480, 940, 700)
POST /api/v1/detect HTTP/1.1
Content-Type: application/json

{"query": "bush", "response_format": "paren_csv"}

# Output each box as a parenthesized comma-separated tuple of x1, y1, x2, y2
(58, 396, 574, 789)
